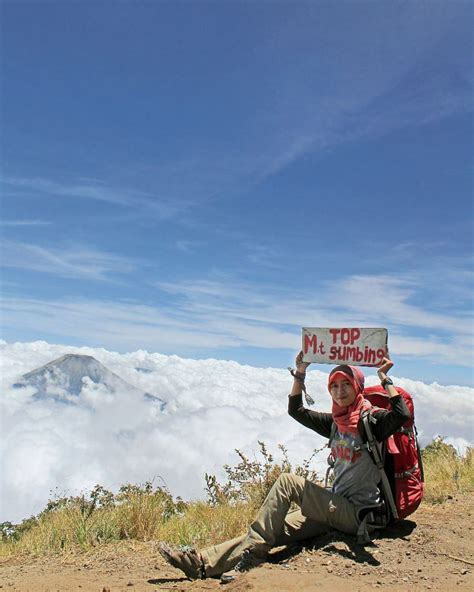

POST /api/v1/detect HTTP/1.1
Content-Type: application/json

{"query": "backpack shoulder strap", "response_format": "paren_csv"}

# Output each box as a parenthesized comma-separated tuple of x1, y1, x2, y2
(328, 420, 338, 449)
(361, 409, 399, 521)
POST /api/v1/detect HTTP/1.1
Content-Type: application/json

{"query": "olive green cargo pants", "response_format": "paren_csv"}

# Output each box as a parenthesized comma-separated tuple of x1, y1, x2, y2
(201, 473, 360, 577)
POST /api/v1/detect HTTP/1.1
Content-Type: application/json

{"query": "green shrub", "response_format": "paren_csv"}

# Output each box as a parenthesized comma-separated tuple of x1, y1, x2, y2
(204, 441, 322, 508)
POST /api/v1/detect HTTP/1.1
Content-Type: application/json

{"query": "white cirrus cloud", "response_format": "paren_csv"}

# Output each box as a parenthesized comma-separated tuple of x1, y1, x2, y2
(0, 240, 139, 281)
(1, 265, 472, 368)
(0, 220, 52, 227)
(1, 176, 187, 219)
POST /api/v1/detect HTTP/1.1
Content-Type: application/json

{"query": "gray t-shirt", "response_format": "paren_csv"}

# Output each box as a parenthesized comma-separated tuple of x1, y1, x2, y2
(331, 429, 381, 507)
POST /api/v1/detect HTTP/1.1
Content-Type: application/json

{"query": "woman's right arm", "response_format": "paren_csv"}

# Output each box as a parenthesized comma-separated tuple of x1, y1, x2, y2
(288, 393, 333, 437)
(288, 351, 333, 437)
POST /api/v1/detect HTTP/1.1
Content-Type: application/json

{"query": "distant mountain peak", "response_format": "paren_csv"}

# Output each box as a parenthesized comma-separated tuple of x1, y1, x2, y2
(15, 353, 165, 408)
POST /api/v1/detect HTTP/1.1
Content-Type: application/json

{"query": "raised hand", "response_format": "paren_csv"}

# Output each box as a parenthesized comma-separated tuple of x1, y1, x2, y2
(377, 356, 394, 383)
(295, 350, 311, 374)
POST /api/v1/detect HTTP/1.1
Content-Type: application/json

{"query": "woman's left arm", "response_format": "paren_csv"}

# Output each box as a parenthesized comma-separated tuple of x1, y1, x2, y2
(372, 357, 411, 440)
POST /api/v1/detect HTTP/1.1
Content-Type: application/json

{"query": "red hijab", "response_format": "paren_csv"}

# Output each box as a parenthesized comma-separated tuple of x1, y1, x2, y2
(328, 365, 368, 435)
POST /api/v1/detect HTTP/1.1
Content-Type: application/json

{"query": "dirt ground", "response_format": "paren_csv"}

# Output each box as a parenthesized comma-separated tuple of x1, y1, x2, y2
(1, 494, 473, 592)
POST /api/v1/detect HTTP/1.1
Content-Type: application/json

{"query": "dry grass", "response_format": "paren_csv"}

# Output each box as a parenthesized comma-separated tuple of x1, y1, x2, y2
(158, 501, 256, 549)
(1, 438, 472, 558)
(422, 438, 473, 502)
(0, 499, 257, 558)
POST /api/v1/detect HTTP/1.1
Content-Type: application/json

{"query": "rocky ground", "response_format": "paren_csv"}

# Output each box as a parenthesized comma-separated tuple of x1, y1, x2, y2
(1, 494, 473, 592)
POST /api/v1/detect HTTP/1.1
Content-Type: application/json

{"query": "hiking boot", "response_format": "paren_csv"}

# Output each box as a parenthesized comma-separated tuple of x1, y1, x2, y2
(220, 549, 267, 584)
(159, 543, 206, 580)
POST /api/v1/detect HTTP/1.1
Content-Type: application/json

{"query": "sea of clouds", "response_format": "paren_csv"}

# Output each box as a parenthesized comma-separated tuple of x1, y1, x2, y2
(1, 340, 473, 523)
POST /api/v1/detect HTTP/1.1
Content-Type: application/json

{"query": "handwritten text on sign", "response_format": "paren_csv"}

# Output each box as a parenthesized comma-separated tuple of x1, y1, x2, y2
(302, 327, 388, 366)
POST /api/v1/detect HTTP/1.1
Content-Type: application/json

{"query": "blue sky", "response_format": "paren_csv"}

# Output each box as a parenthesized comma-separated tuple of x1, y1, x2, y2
(1, 1, 472, 385)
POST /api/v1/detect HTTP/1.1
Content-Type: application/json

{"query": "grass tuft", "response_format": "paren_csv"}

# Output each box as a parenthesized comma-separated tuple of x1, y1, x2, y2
(422, 437, 473, 503)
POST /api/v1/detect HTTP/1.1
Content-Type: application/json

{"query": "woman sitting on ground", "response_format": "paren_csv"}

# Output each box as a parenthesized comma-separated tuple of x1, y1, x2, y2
(160, 354, 410, 583)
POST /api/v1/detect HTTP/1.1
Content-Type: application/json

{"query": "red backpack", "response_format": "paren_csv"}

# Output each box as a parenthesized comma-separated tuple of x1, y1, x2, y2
(362, 385, 424, 521)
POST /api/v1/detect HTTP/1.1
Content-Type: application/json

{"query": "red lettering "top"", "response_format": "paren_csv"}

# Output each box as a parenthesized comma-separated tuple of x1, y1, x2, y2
(329, 328, 361, 345)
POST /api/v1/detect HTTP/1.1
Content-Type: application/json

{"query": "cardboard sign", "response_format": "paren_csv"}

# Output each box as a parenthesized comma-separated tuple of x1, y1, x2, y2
(302, 327, 388, 366)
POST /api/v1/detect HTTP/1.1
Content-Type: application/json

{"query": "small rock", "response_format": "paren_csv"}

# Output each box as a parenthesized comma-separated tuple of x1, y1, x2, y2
(127, 584, 134, 587)
(461, 569, 468, 575)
